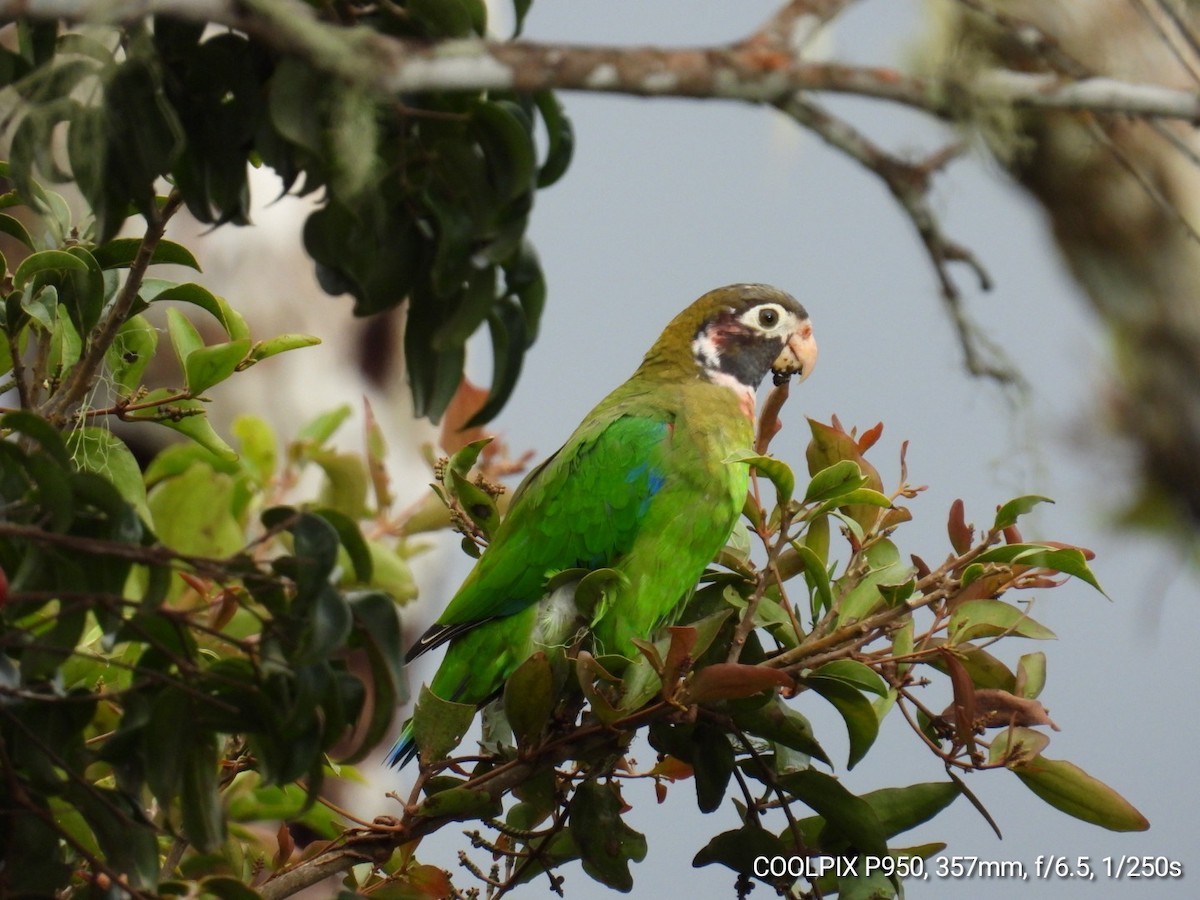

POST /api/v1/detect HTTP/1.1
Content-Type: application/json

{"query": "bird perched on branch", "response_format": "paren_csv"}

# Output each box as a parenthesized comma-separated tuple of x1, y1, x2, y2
(388, 283, 817, 767)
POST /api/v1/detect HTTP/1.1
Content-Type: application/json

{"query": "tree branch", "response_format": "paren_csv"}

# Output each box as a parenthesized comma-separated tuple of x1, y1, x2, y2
(4, 0, 1200, 122)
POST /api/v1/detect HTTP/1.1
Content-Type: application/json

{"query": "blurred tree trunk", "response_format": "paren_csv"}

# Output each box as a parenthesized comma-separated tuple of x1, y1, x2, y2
(930, 0, 1200, 526)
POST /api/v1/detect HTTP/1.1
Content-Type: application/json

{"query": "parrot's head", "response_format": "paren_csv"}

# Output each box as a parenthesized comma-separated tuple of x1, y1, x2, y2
(672, 283, 817, 396)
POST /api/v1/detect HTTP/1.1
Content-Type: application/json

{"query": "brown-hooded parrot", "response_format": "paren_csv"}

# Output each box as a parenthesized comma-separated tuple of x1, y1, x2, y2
(388, 284, 817, 766)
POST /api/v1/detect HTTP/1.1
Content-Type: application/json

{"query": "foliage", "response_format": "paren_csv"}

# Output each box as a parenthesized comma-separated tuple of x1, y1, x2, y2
(1, 2, 571, 423)
(0, 167, 421, 896)
(373, 410, 1141, 899)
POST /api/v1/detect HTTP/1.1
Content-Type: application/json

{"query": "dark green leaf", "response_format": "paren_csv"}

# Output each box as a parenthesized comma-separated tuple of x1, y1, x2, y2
(504, 651, 556, 748)
(12, 248, 89, 288)
(92, 237, 201, 270)
(570, 780, 647, 892)
(733, 696, 831, 766)
(812, 659, 888, 696)
(412, 685, 475, 762)
(692, 722, 736, 813)
(802, 675, 879, 769)
(534, 90, 574, 187)
(994, 495, 1053, 529)
(693, 821, 791, 880)
(777, 769, 888, 857)
(466, 295, 527, 427)
(415, 785, 501, 820)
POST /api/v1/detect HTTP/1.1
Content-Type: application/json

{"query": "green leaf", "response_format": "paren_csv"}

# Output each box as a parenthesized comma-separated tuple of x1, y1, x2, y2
(91, 237, 201, 271)
(534, 90, 574, 188)
(64, 785, 159, 889)
(366, 540, 418, 603)
(147, 462, 244, 559)
(776, 768, 888, 857)
(166, 305, 204, 371)
(346, 591, 406, 760)
(726, 450, 795, 508)
(575, 651, 623, 724)
(835, 539, 914, 623)
(1012, 756, 1149, 831)
(466, 294, 527, 427)
(994, 494, 1053, 529)
(313, 507, 372, 583)
(12, 248, 89, 288)
(693, 821, 790, 880)
(923, 638, 1016, 690)
(802, 675, 879, 769)
(472, 99, 536, 203)
(692, 722, 736, 813)
(231, 414, 277, 485)
(412, 685, 476, 763)
(184, 338, 251, 394)
(2, 410, 70, 466)
(247, 332, 320, 364)
(416, 785, 501, 821)
(733, 695, 831, 766)
(446, 467, 499, 540)
(804, 459, 867, 504)
(1015, 651, 1047, 699)
(570, 780, 647, 892)
(504, 652, 556, 748)
(150, 282, 250, 342)
(0, 212, 34, 248)
(812, 659, 888, 696)
(125, 389, 237, 459)
(861, 781, 961, 838)
(66, 427, 151, 525)
(105, 313, 158, 396)
(296, 404, 352, 447)
(948, 599, 1056, 643)
(988, 726, 1050, 766)
(179, 733, 224, 851)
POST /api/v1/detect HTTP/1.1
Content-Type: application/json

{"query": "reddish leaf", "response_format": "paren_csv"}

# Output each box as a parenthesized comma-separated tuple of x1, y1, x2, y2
(272, 823, 294, 870)
(406, 863, 453, 898)
(649, 756, 694, 781)
(663, 625, 698, 684)
(939, 648, 978, 757)
(857, 421, 884, 453)
(947, 499, 972, 555)
(682, 663, 791, 704)
(439, 376, 491, 454)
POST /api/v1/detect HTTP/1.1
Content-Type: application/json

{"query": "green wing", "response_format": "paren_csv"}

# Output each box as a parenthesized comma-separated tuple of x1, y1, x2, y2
(408, 411, 673, 659)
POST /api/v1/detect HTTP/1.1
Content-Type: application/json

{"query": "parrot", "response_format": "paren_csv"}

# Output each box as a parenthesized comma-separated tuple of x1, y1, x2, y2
(387, 283, 817, 767)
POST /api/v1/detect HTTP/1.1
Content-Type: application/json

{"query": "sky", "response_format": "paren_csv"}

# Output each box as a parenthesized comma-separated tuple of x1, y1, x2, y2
(375, 1, 1200, 898)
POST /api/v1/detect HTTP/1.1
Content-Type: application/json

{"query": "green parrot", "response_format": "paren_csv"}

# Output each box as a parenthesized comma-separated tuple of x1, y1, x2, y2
(387, 283, 817, 766)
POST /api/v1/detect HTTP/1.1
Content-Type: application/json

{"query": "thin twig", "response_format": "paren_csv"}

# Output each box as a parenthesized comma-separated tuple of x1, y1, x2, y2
(777, 93, 1020, 386)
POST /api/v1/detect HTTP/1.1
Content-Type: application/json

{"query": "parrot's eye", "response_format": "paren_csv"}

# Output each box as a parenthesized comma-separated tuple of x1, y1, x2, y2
(757, 307, 779, 328)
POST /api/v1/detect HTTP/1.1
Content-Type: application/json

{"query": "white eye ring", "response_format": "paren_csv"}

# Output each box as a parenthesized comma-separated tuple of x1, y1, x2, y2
(741, 303, 788, 333)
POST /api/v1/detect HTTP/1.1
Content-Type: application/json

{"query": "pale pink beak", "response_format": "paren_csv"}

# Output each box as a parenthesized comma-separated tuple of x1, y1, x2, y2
(772, 319, 818, 383)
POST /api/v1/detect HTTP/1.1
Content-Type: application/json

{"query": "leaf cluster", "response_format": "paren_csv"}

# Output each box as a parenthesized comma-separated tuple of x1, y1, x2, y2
(0, 169, 425, 896)
(2, 1, 572, 423)
(377, 410, 1141, 900)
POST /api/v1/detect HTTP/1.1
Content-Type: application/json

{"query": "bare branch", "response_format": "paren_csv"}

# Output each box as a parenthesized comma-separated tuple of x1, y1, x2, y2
(3, 0, 1200, 122)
